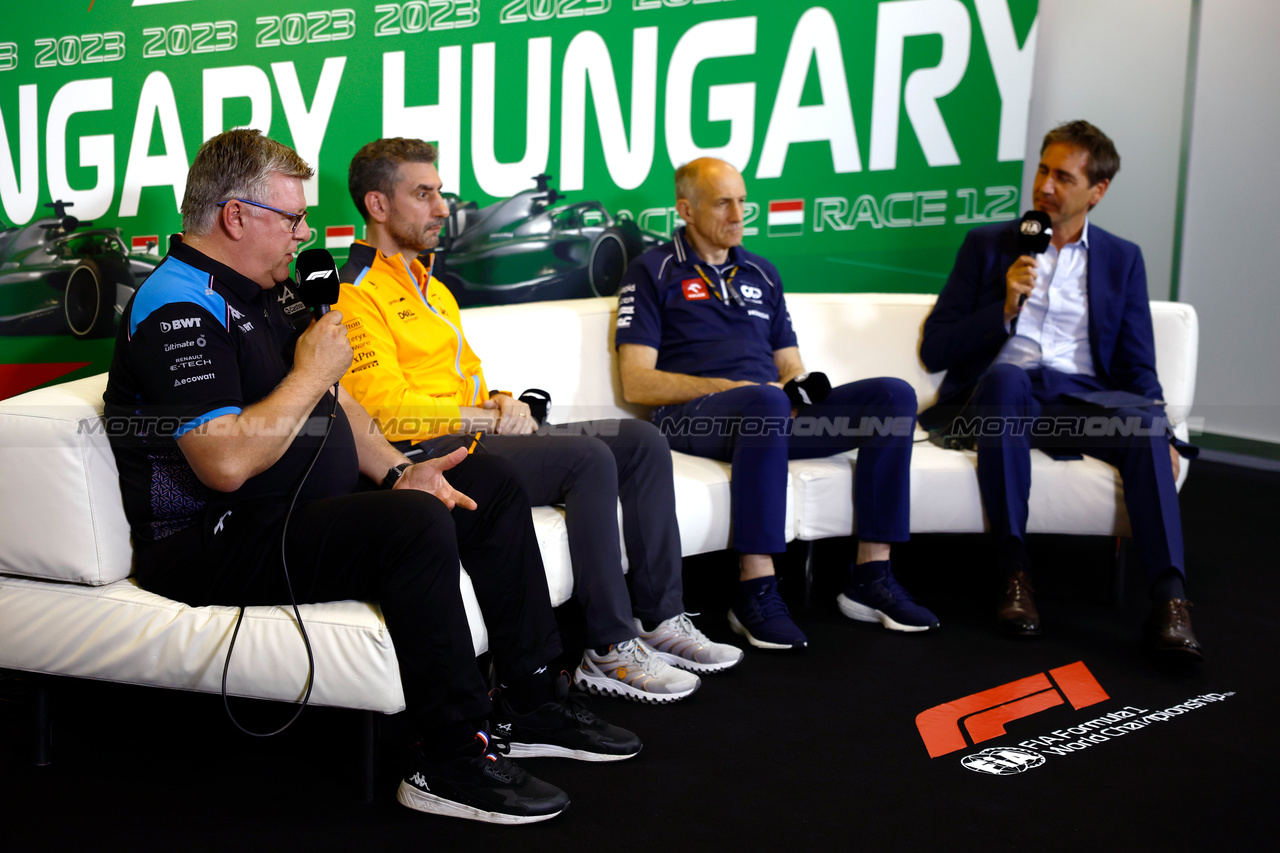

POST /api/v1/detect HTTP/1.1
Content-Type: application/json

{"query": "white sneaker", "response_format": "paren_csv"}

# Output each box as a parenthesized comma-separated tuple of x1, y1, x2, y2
(574, 638, 700, 704)
(636, 613, 744, 673)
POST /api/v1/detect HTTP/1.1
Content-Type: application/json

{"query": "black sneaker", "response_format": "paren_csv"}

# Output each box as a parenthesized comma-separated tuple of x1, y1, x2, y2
(492, 672, 643, 762)
(396, 732, 569, 824)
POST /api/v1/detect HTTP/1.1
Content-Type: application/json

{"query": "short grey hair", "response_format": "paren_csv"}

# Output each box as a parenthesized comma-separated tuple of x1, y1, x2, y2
(181, 129, 314, 236)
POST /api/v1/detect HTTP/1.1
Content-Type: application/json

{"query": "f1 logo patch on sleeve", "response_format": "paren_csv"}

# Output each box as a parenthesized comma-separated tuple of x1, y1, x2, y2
(681, 278, 710, 301)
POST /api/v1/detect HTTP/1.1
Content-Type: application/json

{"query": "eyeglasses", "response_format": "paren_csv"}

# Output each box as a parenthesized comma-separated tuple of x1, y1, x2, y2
(218, 198, 308, 233)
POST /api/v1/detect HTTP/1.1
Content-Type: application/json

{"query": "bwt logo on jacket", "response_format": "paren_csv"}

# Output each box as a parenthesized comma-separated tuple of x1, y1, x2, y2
(915, 661, 1109, 758)
(159, 318, 202, 333)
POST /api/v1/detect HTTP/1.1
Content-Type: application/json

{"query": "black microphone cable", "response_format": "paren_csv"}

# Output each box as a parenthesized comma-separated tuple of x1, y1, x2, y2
(220, 384, 339, 737)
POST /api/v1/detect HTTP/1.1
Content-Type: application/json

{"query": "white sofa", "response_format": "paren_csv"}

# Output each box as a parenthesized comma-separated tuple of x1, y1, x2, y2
(0, 293, 1198, 739)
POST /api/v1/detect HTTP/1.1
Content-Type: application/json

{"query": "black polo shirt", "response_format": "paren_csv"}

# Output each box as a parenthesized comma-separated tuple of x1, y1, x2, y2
(104, 235, 357, 547)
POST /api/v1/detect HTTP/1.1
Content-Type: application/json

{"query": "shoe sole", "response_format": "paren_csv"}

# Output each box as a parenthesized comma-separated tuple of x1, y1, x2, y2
(836, 594, 937, 633)
(396, 781, 565, 825)
(505, 742, 641, 762)
(649, 648, 744, 673)
(727, 608, 806, 650)
(573, 668, 700, 704)
(998, 619, 1042, 637)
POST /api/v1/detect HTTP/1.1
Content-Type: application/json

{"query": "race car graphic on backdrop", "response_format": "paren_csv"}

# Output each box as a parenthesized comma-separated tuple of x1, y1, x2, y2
(0, 201, 159, 340)
(431, 174, 664, 306)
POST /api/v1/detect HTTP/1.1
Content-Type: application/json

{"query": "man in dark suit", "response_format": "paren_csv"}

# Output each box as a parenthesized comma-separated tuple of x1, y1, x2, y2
(920, 120, 1201, 660)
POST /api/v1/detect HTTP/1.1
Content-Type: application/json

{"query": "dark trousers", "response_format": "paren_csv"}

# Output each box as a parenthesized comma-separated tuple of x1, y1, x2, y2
(970, 363, 1185, 580)
(657, 379, 916, 555)
(446, 419, 683, 648)
(136, 453, 562, 733)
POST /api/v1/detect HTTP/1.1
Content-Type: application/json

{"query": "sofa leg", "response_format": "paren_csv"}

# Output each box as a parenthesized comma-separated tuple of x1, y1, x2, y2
(803, 541, 816, 608)
(33, 678, 52, 767)
(359, 710, 376, 804)
(1111, 537, 1128, 607)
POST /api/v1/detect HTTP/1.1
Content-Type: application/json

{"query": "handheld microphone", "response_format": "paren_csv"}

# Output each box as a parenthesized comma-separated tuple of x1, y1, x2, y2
(294, 248, 341, 320)
(1015, 211, 1052, 307)
(783, 372, 832, 409)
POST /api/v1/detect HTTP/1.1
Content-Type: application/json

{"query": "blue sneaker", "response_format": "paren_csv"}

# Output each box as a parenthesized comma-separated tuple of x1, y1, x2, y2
(837, 562, 939, 632)
(728, 577, 808, 649)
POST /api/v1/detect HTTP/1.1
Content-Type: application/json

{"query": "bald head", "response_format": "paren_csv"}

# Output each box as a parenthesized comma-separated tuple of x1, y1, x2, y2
(674, 157, 747, 264)
(675, 157, 744, 207)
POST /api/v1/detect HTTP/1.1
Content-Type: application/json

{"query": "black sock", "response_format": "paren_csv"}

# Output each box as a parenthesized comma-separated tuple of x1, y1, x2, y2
(502, 666, 556, 713)
(418, 719, 484, 762)
(1151, 568, 1186, 602)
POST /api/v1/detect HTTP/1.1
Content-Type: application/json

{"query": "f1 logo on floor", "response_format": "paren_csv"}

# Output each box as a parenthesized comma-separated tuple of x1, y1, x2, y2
(915, 661, 1109, 758)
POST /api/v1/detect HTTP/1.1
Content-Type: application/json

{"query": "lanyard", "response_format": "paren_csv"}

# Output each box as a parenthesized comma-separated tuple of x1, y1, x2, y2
(694, 263, 743, 307)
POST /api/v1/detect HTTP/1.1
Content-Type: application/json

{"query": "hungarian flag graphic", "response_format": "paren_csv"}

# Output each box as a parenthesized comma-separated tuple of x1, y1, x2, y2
(131, 235, 160, 255)
(325, 224, 356, 250)
(767, 200, 804, 237)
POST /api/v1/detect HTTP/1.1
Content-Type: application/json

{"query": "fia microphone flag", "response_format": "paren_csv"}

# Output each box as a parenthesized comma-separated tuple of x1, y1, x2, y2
(1017, 210, 1053, 255)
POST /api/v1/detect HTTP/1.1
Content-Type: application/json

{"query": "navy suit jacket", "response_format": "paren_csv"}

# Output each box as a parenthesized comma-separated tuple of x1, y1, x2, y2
(919, 219, 1165, 430)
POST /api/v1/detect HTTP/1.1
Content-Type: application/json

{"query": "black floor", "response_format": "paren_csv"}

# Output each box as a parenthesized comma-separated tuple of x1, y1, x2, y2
(3, 459, 1278, 851)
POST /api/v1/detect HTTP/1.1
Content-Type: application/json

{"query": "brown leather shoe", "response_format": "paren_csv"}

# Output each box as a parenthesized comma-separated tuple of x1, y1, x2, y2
(997, 570, 1041, 636)
(1144, 599, 1204, 661)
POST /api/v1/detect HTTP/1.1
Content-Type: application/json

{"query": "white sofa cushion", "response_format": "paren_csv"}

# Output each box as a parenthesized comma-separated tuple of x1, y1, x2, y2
(0, 375, 132, 585)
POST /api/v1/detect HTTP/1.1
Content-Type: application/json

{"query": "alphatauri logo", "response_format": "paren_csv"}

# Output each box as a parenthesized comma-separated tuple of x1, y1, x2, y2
(915, 661, 1109, 758)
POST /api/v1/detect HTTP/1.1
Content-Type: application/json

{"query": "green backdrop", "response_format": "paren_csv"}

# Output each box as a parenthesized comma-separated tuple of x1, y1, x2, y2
(1, 0, 1038, 395)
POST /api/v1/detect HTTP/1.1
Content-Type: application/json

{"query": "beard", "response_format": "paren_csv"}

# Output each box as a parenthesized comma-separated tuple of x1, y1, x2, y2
(389, 214, 444, 254)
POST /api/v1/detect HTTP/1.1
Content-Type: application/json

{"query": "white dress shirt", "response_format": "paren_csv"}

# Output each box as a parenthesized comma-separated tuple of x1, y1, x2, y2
(996, 219, 1096, 376)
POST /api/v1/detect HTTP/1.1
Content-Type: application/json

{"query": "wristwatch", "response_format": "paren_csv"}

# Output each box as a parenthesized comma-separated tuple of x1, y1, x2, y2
(381, 462, 412, 490)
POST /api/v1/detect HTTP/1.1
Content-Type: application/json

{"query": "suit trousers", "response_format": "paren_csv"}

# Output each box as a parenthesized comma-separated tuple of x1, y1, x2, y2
(970, 363, 1185, 579)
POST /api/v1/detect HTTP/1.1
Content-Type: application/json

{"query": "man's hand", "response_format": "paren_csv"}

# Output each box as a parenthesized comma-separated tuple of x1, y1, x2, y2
(294, 311, 353, 387)
(394, 446, 478, 511)
(1004, 256, 1038, 324)
(1170, 443, 1181, 481)
(484, 394, 537, 435)
(765, 382, 799, 418)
